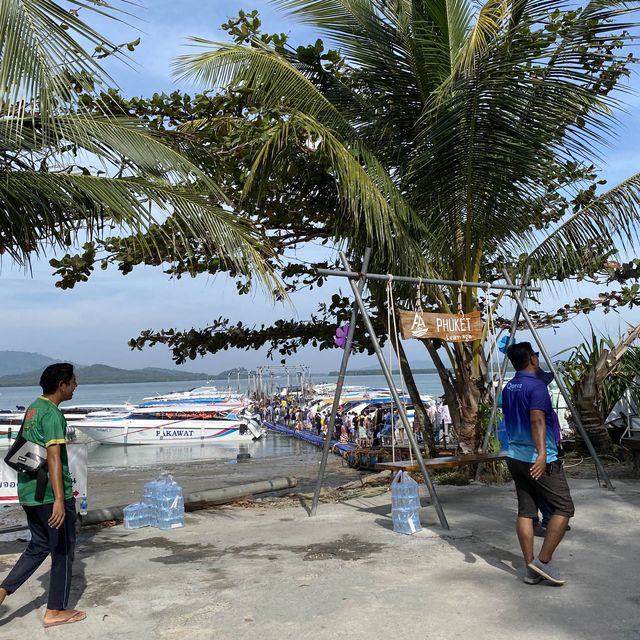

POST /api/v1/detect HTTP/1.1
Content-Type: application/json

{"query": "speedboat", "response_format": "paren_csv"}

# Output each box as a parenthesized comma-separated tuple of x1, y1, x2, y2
(0, 411, 23, 448)
(73, 403, 265, 445)
(139, 386, 243, 407)
(0, 404, 128, 448)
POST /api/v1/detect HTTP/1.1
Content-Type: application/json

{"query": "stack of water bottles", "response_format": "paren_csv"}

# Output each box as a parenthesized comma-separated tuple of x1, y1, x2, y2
(391, 471, 422, 535)
(123, 472, 185, 530)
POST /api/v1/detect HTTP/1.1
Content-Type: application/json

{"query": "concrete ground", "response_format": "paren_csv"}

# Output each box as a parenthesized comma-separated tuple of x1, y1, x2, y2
(1, 476, 640, 639)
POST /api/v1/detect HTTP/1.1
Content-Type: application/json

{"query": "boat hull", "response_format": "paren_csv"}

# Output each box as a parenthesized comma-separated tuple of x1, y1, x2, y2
(75, 418, 264, 445)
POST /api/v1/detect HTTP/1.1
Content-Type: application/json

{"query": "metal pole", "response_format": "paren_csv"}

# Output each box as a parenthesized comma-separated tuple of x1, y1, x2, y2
(316, 268, 541, 292)
(504, 270, 614, 490)
(338, 252, 450, 529)
(475, 268, 531, 481)
(310, 249, 371, 516)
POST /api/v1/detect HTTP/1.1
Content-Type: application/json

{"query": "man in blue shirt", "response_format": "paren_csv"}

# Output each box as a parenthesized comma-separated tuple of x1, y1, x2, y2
(503, 342, 574, 586)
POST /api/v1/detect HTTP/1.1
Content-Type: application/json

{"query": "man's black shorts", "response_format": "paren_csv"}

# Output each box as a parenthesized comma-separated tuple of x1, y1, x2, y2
(506, 458, 575, 518)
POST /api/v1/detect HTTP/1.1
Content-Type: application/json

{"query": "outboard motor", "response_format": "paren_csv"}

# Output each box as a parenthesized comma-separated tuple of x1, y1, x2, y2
(237, 409, 265, 440)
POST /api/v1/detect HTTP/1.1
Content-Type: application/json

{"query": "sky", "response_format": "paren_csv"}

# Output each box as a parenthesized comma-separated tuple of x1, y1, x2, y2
(1, 1, 640, 375)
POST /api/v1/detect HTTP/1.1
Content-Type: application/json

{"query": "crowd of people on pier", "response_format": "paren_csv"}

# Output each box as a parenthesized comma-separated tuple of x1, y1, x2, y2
(257, 396, 455, 447)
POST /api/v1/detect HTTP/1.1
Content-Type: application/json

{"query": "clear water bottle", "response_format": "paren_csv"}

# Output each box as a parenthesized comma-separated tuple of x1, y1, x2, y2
(79, 495, 88, 515)
(143, 479, 160, 527)
(157, 479, 185, 530)
(139, 502, 152, 527)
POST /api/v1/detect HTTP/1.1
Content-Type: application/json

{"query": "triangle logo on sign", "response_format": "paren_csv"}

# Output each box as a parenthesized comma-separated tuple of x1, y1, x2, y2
(411, 312, 429, 338)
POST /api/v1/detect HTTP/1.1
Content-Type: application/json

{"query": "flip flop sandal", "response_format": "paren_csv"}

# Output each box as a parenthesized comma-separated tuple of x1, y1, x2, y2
(43, 610, 87, 628)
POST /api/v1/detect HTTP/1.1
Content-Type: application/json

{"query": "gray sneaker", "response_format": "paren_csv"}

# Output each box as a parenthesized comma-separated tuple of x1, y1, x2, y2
(528, 558, 566, 585)
(523, 566, 543, 585)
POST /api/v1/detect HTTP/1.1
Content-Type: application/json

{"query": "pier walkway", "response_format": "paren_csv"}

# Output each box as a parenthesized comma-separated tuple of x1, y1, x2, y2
(264, 420, 356, 456)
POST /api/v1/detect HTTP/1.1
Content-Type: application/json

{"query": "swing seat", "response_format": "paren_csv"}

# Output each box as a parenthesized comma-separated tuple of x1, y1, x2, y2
(373, 451, 505, 473)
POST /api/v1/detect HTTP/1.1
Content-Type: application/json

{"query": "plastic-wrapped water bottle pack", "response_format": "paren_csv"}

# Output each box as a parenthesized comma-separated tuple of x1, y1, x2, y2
(123, 472, 185, 530)
(391, 471, 422, 535)
(123, 502, 154, 529)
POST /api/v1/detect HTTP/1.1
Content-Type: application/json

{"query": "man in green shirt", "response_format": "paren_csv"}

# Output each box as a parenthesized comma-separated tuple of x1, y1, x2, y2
(0, 363, 86, 628)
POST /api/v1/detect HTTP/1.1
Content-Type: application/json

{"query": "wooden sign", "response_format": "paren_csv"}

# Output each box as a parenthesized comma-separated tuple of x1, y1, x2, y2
(399, 310, 483, 342)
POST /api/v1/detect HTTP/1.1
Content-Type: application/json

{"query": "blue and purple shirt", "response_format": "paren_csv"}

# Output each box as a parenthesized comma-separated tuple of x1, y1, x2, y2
(502, 371, 558, 464)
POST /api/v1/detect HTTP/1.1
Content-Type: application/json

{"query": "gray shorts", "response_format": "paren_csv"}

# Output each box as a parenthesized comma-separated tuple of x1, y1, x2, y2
(506, 457, 575, 518)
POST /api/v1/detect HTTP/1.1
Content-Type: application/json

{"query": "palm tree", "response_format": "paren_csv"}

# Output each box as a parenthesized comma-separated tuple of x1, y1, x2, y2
(0, 0, 276, 286)
(174, 0, 640, 451)
(559, 325, 640, 454)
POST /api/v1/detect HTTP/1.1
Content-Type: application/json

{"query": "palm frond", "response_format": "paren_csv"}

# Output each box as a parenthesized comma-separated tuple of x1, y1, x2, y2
(173, 40, 356, 139)
(0, 169, 279, 289)
(241, 109, 429, 270)
(528, 173, 640, 272)
(410, 0, 637, 261)
(0, 0, 135, 141)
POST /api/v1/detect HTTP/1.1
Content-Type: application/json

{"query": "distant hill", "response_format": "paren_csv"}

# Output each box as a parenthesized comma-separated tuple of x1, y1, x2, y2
(0, 356, 214, 387)
(0, 351, 59, 377)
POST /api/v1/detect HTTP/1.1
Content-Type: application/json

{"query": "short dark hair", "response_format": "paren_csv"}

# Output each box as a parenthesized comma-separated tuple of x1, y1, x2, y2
(506, 342, 535, 371)
(40, 363, 75, 394)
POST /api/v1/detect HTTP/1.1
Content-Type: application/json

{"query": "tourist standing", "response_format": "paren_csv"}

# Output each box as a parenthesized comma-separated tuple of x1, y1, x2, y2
(334, 413, 343, 440)
(502, 343, 574, 586)
(0, 363, 86, 627)
(437, 400, 452, 445)
(426, 402, 438, 443)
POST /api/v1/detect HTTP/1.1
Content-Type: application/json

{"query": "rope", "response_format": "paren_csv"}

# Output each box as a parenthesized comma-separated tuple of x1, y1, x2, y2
(390, 280, 411, 464)
(385, 275, 412, 464)
(485, 283, 501, 447)
(386, 275, 396, 462)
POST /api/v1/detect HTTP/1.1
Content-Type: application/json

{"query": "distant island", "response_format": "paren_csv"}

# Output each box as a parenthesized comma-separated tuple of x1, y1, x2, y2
(0, 351, 246, 387)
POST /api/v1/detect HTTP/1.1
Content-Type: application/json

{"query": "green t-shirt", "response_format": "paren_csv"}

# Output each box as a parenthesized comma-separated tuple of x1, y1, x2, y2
(17, 396, 74, 506)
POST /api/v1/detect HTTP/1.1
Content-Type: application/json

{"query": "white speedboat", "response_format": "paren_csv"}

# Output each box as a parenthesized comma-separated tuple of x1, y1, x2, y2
(74, 403, 265, 445)
(0, 411, 21, 448)
(139, 386, 243, 407)
(0, 404, 127, 448)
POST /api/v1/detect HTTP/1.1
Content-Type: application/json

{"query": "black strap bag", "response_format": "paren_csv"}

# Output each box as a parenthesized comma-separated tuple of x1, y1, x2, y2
(4, 422, 49, 502)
